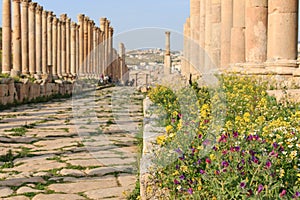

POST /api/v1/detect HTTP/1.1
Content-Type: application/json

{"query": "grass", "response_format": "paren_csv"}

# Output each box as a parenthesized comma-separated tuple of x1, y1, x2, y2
(4, 127, 28, 136)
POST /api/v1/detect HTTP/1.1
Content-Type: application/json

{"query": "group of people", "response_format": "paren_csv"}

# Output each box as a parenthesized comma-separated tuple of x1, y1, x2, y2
(98, 74, 136, 87)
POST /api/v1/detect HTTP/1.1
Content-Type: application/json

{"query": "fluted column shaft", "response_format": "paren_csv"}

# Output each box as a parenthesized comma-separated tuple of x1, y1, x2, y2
(57, 21, 61, 77)
(2, 0, 12, 74)
(28, 2, 37, 75)
(41, 10, 48, 75)
(83, 17, 89, 75)
(52, 17, 58, 77)
(47, 12, 53, 72)
(71, 22, 76, 76)
(75, 25, 79, 76)
(66, 18, 71, 76)
(60, 14, 67, 76)
(100, 18, 106, 75)
(35, 5, 43, 76)
(221, 0, 233, 68)
(77, 14, 84, 76)
(21, 0, 31, 75)
(12, 0, 22, 76)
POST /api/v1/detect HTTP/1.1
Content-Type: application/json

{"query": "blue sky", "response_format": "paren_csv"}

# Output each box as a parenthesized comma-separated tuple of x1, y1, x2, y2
(0, 0, 190, 50)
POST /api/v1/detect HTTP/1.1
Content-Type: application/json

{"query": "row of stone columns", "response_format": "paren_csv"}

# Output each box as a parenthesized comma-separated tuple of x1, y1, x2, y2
(182, 0, 299, 78)
(1, 0, 128, 81)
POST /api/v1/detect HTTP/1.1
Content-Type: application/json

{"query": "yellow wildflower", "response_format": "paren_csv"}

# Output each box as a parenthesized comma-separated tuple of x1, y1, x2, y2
(156, 135, 166, 145)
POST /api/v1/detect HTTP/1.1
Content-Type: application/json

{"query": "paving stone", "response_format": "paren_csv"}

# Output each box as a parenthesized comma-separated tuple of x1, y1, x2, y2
(16, 186, 43, 194)
(47, 177, 118, 193)
(2, 196, 30, 200)
(0, 187, 14, 197)
(0, 177, 45, 187)
(59, 169, 85, 177)
(32, 194, 85, 200)
(84, 186, 127, 199)
(66, 159, 104, 167)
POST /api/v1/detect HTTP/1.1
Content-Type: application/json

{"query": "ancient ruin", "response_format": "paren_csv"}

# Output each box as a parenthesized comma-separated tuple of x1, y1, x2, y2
(182, 0, 300, 85)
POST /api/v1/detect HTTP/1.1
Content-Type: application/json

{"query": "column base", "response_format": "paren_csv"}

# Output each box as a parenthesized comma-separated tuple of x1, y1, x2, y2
(239, 63, 267, 75)
(10, 70, 21, 77)
(264, 60, 297, 75)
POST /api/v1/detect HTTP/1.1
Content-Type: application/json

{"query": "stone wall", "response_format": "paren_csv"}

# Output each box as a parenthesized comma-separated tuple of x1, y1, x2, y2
(0, 78, 74, 106)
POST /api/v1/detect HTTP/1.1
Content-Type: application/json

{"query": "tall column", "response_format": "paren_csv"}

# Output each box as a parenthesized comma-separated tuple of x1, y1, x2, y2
(42, 10, 47, 75)
(189, 0, 200, 75)
(100, 18, 106, 75)
(52, 17, 58, 78)
(2, 0, 12, 74)
(71, 22, 76, 76)
(93, 27, 97, 77)
(105, 19, 110, 75)
(75, 24, 80, 76)
(87, 20, 92, 76)
(211, 0, 221, 68)
(77, 14, 84, 76)
(119, 43, 125, 83)
(182, 21, 188, 77)
(60, 14, 67, 77)
(266, 0, 298, 75)
(108, 26, 113, 77)
(245, 0, 267, 68)
(47, 12, 53, 74)
(66, 18, 71, 76)
(35, 5, 43, 77)
(57, 20, 62, 77)
(230, 0, 245, 65)
(21, 0, 31, 75)
(220, 0, 233, 68)
(204, 0, 212, 70)
(28, 2, 37, 75)
(164, 31, 171, 75)
(83, 16, 89, 76)
(199, 0, 206, 71)
(12, 0, 22, 76)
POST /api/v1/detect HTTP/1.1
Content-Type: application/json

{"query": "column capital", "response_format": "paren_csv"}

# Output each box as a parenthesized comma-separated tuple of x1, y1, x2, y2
(52, 17, 58, 25)
(35, 5, 43, 14)
(21, 0, 31, 6)
(77, 14, 85, 21)
(71, 22, 76, 28)
(66, 18, 71, 24)
(12, 0, 21, 4)
(47, 11, 53, 22)
(42, 10, 48, 17)
(109, 27, 114, 35)
(84, 16, 89, 22)
(60, 13, 67, 22)
(29, 2, 37, 11)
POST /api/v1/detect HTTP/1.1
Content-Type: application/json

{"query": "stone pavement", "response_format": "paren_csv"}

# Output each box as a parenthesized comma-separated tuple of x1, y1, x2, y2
(0, 86, 144, 200)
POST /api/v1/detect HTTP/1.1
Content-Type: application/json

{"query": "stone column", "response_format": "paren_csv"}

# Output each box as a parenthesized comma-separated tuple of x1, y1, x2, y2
(93, 27, 98, 77)
(182, 21, 188, 77)
(230, 0, 245, 65)
(77, 14, 84, 76)
(119, 43, 125, 83)
(83, 16, 89, 76)
(66, 18, 71, 77)
(199, 0, 206, 71)
(2, 0, 12, 74)
(245, 0, 267, 72)
(75, 24, 79, 76)
(71, 22, 76, 76)
(28, 2, 37, 75)
(42, 10, 47, 75)
(164, 31, 171, 75)
(60, 14, 67, 77)
(211, 0, 221, 68)
(266, 0, 298, 75)
(12, 0, 22, 76)
(52, 17, 58, 78)
(57, 20, 62, 77)
(100, 18, 106, 75)
(189, 0, 200, 75)
(105, 19, 110, 75)
(35, 5, 43, 77)
(47, 12, 53, 74)
(21, 0, 31, 75)
(108, 26, 113, 77)
(87, 20, 92, 76)
(204, 0, 212, 70)
(220, 0, 233, 68)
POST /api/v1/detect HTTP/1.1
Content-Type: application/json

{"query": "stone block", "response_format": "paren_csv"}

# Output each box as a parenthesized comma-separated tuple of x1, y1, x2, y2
(0, 84, 9, 97)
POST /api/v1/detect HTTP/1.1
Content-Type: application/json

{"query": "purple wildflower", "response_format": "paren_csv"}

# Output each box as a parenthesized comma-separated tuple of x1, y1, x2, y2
(294, 191, 300, 198)
(280, 190, 286, 198)
(187, 188, 193, 195)
(233, 131, 238, 138)
(179, 175, 185, 180)
(197, 159, 201, 165)
(235, 146, 240, 151)
(174, 179, 180, 184)
(265, 160, 272, 169)
(240, 182, 246, 189)
(200, 169, 205, 174)
(221, 161, 229, 168)
(273, 142, 279, 149)
(257, 184, 264, 194)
